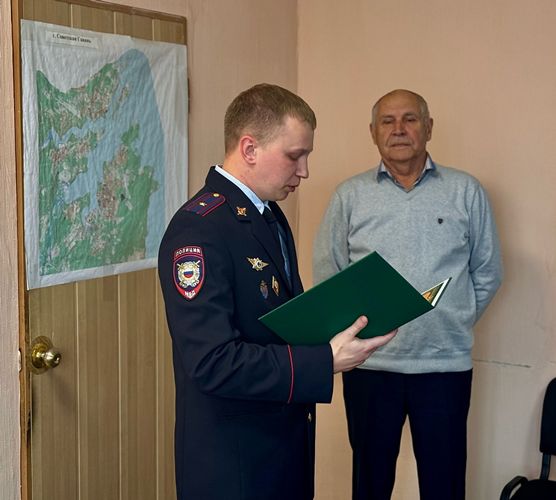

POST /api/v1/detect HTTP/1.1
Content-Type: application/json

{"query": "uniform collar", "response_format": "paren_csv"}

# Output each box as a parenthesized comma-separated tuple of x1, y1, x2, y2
(206, 166, 297, 294)
(214, 165, 265, 214)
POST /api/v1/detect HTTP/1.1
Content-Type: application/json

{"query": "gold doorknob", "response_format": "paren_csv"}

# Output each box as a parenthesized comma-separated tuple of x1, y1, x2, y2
(30, 336, 62, 374)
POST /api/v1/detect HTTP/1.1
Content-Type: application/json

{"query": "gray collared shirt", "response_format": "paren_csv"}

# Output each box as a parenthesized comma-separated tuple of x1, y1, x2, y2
(376, 155, 436, 190)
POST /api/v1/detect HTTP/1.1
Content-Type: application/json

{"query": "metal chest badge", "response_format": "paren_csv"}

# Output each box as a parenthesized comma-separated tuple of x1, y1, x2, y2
(260, 280, 269, 299)
(173, 246, 205, 300)
(272, 276, 279, 296)
(247, 257, 269, 271)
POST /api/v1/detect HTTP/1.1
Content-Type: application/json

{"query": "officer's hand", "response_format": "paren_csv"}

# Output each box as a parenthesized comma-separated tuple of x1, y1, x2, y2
(329, 316, 397, 373)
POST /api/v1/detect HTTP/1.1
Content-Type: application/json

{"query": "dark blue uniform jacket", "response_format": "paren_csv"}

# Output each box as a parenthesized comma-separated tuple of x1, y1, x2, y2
(158, 167, 333, 500)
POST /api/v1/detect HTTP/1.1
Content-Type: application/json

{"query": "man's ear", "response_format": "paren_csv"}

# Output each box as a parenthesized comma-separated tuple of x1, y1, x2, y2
(426, 118, 434, 141)
(239, 135, 257, 165)
(369, 123, 377, 145)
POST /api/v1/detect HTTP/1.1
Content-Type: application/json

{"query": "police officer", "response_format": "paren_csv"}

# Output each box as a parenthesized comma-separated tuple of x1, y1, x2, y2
(158, 83, 397, 500)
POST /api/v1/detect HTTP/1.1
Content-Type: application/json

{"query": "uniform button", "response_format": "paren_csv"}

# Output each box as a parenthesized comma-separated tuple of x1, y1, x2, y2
(307, 412, 312, 423)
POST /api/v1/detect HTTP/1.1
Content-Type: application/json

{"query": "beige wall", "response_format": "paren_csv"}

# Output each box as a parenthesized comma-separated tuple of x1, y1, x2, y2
(4, 0, 556, 499)
(297, 0, 556, 499)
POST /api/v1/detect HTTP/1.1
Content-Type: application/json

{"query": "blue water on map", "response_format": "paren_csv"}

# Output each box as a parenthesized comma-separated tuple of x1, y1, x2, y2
(57, 48, 165, 258)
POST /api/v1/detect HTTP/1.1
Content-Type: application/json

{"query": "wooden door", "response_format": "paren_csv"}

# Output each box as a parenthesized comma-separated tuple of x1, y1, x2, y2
(18, 1, 186, 498)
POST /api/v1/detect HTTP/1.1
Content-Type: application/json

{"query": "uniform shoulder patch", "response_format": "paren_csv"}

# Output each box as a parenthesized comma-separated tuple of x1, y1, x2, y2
(173, 246, 205, 300)
(184, 192, 225, 216)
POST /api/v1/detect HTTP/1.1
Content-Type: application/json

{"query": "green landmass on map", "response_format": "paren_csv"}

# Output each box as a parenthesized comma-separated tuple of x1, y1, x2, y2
(36, 64, 118, 144)
(37, 63, 159, 275)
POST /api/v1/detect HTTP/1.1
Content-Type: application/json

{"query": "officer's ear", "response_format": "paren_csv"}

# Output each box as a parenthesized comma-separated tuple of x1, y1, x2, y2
(239, 135, 258, 165)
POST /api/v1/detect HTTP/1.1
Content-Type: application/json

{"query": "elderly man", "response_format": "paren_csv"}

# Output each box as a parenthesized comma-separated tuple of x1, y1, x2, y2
(313, 89, 502, 500)
(158, 83, 396, 500)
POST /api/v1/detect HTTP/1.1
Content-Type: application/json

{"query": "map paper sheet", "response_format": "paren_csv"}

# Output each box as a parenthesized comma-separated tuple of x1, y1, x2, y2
(22, 20, 188, 289)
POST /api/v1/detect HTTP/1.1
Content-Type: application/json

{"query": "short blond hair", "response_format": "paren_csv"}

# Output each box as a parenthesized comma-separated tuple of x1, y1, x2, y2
(224, 83, 316, 154)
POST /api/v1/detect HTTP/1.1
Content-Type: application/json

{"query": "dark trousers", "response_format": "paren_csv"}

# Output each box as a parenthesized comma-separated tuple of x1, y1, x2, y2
(342, 369, 472, 500)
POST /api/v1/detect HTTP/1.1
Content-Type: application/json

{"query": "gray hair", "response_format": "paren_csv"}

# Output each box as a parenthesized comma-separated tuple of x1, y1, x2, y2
(371, 89, 430, 124)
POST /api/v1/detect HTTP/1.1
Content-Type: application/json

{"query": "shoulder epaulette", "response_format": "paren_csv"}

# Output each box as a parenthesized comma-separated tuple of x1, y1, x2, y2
(184, 192, 226, 216)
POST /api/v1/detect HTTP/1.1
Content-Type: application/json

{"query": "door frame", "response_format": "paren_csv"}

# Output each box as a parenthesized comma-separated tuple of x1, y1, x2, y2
(10, 0, 32, 497)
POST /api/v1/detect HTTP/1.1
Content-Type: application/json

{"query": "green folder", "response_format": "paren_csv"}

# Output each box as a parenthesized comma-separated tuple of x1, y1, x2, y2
(259, 251, 451, 345)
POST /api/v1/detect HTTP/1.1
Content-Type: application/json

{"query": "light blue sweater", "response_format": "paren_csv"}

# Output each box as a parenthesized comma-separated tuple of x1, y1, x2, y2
(313, 161, 503, 373)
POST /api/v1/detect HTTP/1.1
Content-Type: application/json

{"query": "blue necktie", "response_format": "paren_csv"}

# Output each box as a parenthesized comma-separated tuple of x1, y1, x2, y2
(263, 206, 291, 283)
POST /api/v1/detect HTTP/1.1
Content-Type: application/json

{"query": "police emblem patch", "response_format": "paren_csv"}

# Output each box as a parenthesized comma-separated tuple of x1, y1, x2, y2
(173, 246, 205, 300)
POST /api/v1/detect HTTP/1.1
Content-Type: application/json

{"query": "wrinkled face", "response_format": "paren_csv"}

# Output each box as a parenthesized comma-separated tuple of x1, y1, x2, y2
(252, 116, 314, 201)
(371, 91, 432, 167)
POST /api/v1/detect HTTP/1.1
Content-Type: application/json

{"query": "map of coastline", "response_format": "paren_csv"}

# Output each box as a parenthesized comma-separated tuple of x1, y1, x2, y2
(37, 48, 165, 275)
